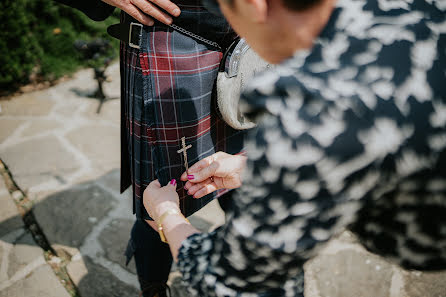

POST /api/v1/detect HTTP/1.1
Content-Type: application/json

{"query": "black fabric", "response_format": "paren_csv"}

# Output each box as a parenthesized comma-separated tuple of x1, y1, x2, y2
(53, 0, 115, 21)
(128, 219, 173, 283)
(139, 280, 171, 297)
(216, 191, 234, 213)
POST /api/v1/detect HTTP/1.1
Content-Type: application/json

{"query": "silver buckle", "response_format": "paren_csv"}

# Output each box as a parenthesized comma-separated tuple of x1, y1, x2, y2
(129, 22, 143, 49)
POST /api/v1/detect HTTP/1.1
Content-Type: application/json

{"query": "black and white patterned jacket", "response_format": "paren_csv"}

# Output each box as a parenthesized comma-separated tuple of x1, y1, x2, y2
(177, 0, 446, 296)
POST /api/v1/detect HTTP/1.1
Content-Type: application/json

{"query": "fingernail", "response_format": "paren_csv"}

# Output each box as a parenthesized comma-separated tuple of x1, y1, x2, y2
(170, 179, 176, 186)
(187, 175, 194, 180)
(148, 20, 154, 26)
(173, 8, 181, 16)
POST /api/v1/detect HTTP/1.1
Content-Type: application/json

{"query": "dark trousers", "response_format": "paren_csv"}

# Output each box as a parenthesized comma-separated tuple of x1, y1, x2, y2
(126, 192, 234, 289)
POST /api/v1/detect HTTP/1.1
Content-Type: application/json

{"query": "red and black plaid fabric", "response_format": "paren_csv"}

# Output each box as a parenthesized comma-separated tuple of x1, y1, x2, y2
(119, 3, 244, 219)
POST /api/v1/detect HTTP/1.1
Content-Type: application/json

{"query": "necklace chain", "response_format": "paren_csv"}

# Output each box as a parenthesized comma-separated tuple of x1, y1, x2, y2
(169, 24, 222, 51)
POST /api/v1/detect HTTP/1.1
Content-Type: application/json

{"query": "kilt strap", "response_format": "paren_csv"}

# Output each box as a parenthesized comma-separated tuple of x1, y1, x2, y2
(107, 13, 225, 51)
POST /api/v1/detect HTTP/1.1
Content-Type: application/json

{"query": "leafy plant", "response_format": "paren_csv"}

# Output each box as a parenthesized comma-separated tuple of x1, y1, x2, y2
(0, 0, 119, 94)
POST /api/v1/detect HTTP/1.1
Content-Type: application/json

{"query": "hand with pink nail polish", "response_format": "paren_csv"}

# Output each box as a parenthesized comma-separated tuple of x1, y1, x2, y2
(101, 0, 181, 26)
(143, 179, 180, 222)
(180, 152, 247, 199)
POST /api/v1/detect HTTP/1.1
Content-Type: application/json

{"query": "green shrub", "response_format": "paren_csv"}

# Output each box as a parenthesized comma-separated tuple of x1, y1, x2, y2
(0, 0, 119, 94)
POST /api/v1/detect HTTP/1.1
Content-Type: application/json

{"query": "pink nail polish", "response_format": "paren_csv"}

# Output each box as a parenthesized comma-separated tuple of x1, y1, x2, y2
(187, 175, 194, 180)
(170, 179, 176, 185)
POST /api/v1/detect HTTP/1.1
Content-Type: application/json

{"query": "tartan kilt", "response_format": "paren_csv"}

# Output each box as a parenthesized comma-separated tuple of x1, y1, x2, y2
(120, 5, 245, 220)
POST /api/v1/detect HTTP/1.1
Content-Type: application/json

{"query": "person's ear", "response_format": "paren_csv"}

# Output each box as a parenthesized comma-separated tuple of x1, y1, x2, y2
(243, 0, 268, 23)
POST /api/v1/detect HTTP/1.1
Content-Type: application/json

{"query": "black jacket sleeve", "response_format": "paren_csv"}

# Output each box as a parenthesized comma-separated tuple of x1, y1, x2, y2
(54, 0, 115, 21)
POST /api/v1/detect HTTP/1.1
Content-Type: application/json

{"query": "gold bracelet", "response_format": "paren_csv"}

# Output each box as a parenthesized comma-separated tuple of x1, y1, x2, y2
(157, 209, 189, 243)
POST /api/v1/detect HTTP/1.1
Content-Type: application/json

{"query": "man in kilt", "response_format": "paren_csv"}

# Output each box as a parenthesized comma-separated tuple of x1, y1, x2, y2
(55, 0, 244, 296)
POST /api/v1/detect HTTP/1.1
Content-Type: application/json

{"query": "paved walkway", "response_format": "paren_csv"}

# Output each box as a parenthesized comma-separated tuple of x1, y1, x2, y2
(0, 63, 445, 297)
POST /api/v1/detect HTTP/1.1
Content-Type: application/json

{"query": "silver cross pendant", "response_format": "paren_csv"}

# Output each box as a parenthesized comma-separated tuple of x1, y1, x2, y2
(177, 137, 192, 175)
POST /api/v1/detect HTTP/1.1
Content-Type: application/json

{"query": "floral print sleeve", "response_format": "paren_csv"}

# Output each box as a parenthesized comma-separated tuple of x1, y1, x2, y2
(177, 0, 446, 296)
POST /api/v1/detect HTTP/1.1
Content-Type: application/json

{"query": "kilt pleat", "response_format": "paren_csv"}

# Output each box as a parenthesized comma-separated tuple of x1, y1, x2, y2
(120, 7, 244, 219)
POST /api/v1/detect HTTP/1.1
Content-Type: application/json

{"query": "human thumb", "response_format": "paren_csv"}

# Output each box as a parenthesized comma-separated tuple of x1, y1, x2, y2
(148, 179, 162, 189)
(168, 179, 177, 189)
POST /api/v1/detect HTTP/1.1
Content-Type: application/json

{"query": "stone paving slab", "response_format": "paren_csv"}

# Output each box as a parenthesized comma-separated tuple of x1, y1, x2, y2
(0, 64, 121, 200)
(0, 119, 23, 144)
(304, 232, 446, 297)
(0, 222, 70, 297)
(0, 92, 54, 116)
(67, 255, 139, 297)
(403, 270, 446, 297)
(66, 124, 120, 173)
(305, 242, 394, 297)
(96, 169, 121, 195)
(0, 136, 80, 190)
(6, 232, 43, 279)
(19, 118, 62, 138)
(1, 265, 71, 297)
(33, 182, 115, 248)
(98, 218, 137, 274)
(0, 172, 71, 297)
(0, 179, 23, 238)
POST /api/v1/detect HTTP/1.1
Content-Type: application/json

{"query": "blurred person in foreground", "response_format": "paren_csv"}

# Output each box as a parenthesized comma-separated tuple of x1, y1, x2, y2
(142, 0, 446, 295)
(55, 0, 244, 296)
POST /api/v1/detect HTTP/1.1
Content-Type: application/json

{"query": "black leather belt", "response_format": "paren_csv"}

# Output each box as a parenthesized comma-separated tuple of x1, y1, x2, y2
(107, 13, 229, 51)
(107, 14, 143, 49)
